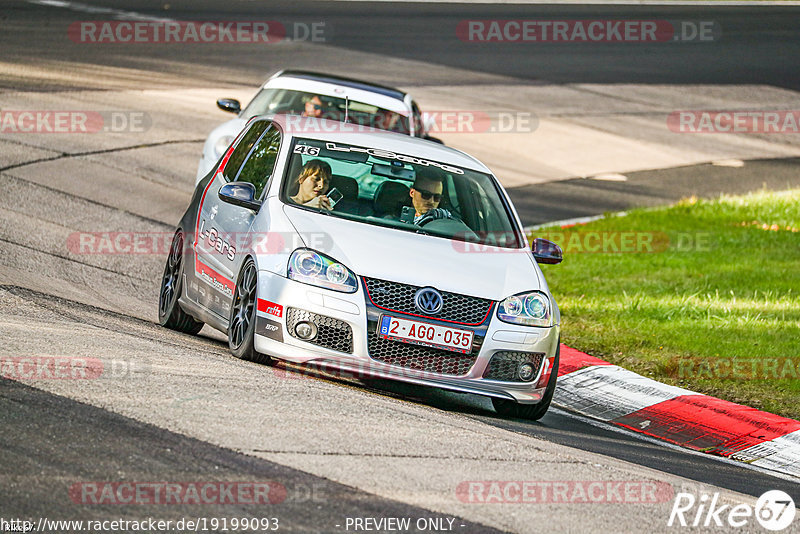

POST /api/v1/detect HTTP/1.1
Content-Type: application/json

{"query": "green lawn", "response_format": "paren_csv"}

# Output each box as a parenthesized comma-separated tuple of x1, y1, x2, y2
(533, 189, 800, 419)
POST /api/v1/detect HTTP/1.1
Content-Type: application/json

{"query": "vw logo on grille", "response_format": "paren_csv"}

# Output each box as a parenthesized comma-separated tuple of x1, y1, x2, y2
(415, 287, 443, 315)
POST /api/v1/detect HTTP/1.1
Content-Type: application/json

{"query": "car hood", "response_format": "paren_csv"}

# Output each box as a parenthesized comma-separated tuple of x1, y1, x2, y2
(283, 206, 542, 300)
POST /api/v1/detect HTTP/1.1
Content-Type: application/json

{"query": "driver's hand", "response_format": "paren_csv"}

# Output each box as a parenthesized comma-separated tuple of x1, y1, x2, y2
(427, 208, 451, 220)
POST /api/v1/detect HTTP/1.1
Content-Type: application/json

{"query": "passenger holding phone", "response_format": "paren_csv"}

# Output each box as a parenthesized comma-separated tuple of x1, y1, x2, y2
(291, 159, 335, 210)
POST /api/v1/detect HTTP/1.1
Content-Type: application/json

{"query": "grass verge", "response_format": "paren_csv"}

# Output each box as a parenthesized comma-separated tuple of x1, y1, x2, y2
(534, 188, 800, 419)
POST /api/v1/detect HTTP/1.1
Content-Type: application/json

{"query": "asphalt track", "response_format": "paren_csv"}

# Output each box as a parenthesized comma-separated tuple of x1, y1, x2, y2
(1, 1, 800, 532)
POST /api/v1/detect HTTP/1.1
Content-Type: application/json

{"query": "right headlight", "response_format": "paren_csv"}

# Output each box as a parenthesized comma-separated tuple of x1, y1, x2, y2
(497, 291, 553, 327)
(288, 249, 358, 293)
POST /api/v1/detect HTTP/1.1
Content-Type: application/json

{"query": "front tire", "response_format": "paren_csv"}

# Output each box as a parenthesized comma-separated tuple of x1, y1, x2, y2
(492, 344, 560, 421)
(228, 258, 273, 365)
(158, 231, 204, 335)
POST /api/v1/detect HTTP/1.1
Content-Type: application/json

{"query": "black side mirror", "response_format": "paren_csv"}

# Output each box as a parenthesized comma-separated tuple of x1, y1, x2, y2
(531, 238, 563, 264)
(219, 183, 261, 211)
(424, 135, 444, 145)
(217, 98, 241, 114)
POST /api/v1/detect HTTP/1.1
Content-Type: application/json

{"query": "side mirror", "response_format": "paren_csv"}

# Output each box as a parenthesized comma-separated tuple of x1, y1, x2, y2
(424, 135, 444, 145)
(217, 98, 241, 114)
(531, 238, 563, 264)
(219, 183, 261, 211)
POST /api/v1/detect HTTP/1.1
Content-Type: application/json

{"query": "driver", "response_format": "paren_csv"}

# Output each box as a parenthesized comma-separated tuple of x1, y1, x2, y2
(302, 95, 325, 118)
(410, 170, 450, 224)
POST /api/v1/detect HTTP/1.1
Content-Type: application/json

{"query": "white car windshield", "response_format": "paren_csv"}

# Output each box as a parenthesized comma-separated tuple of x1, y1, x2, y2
(242, 89, 411, 134)
(282, 138, 525, 248)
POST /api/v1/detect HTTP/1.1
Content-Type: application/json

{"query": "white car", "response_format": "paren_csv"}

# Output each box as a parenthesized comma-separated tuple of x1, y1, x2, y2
(196, 70, 438, 183)
(164, 114, 563, 420)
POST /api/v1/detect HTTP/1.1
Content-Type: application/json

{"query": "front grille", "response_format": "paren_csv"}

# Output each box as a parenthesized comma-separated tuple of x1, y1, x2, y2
(367, 330, 478, 376)
(286, 308, 353, 353)
(363, 277, 493, 325)
(483, 351, 545, 382)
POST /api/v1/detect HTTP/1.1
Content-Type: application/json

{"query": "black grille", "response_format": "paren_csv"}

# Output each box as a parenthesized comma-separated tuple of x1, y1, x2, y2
(367, 330, 478, 376)
(286, 308, 353, 353)
(363, 277, 493, 325)
(483, 351, 545, 382)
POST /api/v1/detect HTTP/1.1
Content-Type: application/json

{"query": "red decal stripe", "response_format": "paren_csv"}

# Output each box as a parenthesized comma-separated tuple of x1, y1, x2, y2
(611, 395, 800, 456)
(195, 258, 234, 291)
(257, 298, 283, 318)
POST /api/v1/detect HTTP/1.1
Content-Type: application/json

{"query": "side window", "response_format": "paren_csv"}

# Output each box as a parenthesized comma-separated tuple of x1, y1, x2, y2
(235, 127, 281, 199)
(223, 120, 270, 180)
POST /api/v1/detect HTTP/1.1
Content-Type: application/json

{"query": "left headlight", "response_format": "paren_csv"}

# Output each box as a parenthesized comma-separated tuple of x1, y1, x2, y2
(497, 291, 553, 327)
(288, 249, 358, 293)
(213, 134, 235, 159)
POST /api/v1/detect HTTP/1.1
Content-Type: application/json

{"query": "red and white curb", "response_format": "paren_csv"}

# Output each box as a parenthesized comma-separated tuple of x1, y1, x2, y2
(554, 344, 800, 478)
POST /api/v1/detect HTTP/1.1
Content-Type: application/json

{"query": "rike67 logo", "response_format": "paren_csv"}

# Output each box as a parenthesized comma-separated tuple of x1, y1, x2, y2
(668, 490, 795, 531)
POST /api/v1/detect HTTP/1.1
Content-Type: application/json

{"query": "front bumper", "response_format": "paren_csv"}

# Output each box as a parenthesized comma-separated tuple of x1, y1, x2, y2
(253, 270, 560, 403)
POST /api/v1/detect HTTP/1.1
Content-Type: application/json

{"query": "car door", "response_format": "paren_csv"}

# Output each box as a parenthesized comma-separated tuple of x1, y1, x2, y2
(192, 120, 281, 319)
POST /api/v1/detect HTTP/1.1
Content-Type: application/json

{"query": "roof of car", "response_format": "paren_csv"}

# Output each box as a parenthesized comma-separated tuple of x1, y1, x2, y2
(271, 70, 407, 101)
(264, 115, 491, 174)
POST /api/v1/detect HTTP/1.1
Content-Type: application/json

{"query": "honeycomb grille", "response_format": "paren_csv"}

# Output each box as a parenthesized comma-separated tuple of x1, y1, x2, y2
(367, 330, 478, 376)
(483, 351, 545, 382)
(286, 308, 353, 354)
(363, 277, 493, 325)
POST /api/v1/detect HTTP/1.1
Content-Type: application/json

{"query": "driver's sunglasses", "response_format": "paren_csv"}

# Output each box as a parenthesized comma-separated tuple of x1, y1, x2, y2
(308, 103, 323, 110)
(415, 188, 442, 202)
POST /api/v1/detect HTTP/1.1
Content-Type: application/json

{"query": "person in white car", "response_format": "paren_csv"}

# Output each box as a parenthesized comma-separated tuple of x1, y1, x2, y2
(410, 171, 451, 224)
(302, 95, 326, 118)
(290, 159, 333, 210)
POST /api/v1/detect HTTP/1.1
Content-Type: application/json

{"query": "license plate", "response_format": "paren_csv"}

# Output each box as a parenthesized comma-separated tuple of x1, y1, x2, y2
(378, 315, 474, 354)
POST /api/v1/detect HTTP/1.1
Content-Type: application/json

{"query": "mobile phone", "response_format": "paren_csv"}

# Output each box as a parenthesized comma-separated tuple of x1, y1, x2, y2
(327, 187, 343, 208)
(400, 205, 415, 224)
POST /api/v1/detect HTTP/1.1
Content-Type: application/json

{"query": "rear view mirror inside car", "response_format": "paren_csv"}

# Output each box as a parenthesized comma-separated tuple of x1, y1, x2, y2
(371, 163, 414, 180)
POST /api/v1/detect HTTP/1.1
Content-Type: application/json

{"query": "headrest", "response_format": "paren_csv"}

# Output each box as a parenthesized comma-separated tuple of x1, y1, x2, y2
(330, 174, 359, 202)
(373, 180, 411, 217)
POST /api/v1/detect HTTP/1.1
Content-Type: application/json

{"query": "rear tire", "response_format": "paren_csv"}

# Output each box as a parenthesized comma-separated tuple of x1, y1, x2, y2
(158, 231, 204, 335)
(228, 258, 273, 365)
(492, 344, 560, 421)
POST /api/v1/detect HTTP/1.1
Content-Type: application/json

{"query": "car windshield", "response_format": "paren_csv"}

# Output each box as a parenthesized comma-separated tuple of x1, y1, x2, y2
(281, 138, 525, 248)
(242, 88, 410, 134)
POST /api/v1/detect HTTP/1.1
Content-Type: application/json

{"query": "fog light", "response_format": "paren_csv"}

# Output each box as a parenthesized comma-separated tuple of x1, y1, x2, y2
(518, 362, 536, 381)
(295, 321, 317, 340)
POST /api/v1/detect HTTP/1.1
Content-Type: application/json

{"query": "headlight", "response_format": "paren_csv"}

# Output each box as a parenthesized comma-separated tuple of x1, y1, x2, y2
(497, 291, 552, 327)
(288, 249, 357, 293)
(213, 135, 235, 159)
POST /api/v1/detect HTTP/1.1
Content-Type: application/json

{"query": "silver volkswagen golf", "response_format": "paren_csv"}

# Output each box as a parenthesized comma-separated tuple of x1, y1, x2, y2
(160, 114, 563, 420)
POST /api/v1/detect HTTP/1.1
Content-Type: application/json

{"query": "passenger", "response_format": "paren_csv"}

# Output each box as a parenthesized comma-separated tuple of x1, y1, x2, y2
(409, 170, 450, 224)
(291, 159, 333, 209)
